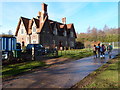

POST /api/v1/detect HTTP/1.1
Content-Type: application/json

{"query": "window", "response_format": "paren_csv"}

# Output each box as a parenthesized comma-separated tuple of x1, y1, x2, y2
(53, 28, 57, 35)
(64, 30, 67, 36)
(66, 41, 67, 45)
(71, 41, 74, 47)
(27, 37, 29, 41)
(21, 29, 24, 34)
(53, 40, 55, 44)
(33, 41, 36, 44)
(27, 37, 29, 43)
(70, 31, 74, 37)
(32, 27, 36, 32)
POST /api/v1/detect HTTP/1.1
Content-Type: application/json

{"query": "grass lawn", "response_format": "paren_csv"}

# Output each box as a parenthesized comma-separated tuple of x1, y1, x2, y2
(58, 48, 93, 59)
(2, 61, 46, 78)
(72, 54, 119, 88)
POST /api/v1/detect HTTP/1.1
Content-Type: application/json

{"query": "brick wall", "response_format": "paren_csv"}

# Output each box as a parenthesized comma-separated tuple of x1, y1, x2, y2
(17, 21, 29, 46)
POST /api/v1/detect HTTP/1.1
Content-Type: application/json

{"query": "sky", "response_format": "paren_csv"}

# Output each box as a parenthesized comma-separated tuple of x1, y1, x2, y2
(0, 1, 118, 34)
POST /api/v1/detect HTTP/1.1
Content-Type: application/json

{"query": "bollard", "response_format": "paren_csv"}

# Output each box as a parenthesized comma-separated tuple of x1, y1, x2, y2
(32, 47, 35, 60)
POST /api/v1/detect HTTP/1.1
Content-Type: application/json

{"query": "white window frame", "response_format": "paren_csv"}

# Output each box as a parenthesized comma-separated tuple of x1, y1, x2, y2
(71, 41, 74, 47)
(21, 29, 24, 34)
(66, 41, 67, 45)
(26, 37, 29, 44)
(33, 40, 36, 44)
(32, 26, 36, 33)
(53, 28, 57, 35)
(53, 40, 55, 44)
(64, 30, 67, 36)
(70, 31, 74, 37)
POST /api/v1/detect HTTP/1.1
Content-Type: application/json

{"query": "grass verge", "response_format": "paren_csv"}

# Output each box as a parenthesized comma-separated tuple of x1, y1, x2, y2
(1, 61, 46, 79)
(58, 48, 93, 59)
(71, 54, 119, 88)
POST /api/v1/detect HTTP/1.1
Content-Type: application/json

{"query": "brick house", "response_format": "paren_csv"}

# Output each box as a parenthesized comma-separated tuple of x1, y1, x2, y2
(15, 3, 77, 50)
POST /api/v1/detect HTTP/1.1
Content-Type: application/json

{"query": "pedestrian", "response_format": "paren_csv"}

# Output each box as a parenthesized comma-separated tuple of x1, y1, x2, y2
(107, 43, 113, 58)
(100, 44, 106, 58)
(93, 45, 97, 58)
(96, 43, 101, 57)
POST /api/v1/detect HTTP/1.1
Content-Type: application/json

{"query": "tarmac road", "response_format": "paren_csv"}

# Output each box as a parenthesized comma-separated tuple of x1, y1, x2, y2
(2, 49, 119, 88)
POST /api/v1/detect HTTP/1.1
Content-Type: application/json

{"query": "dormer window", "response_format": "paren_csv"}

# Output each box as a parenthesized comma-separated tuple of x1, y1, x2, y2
(70, 31, 74, 37)
(53, 28, 57, 35)
(64, 30, 67, 36)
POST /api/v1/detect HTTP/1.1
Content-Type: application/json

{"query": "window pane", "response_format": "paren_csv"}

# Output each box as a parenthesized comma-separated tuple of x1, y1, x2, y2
(33, 27, 36, 32)
(21, 29, 24, 34)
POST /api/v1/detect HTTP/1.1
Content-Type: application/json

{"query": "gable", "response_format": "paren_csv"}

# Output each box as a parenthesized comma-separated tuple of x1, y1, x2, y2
(40, 17, 52, 34)
(31, 22, 37, 33)
(17, 21, 27, 36)
(15, 17, 30, 36)
(67, 24, 77, 38)
(38, 16, 52, 34)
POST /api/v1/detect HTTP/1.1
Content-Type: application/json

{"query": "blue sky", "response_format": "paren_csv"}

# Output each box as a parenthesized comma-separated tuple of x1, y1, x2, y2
(0, 2, 118, 34)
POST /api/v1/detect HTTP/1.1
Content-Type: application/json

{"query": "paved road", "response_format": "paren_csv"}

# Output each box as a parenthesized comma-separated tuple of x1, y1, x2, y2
(3, 49, 119, 88)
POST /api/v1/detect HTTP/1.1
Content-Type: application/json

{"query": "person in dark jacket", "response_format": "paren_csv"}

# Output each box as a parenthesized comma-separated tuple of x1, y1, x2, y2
(100, 44, 106, 58)
(96, 43, 101, 57)
(107, 43, 113, 58)
(93, 45, 97, 58)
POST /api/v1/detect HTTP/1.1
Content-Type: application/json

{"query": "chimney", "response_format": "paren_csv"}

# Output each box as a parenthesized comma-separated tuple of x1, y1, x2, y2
(42, 3, 48, 14)
(36, 11, 41, 19)
(38, 11, 41, 16)
(41, 3, 48, 22)
(62, 17, 66, 24)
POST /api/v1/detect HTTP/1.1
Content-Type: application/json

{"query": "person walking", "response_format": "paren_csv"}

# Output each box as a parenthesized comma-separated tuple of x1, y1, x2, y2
(93, 45, 97, 58)
(96, 43, 101, 58)
(107, 43, 113, 58)
(100, 44, 106, 58)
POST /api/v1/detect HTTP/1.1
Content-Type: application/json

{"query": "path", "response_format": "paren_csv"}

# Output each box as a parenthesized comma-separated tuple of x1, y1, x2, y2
(3, 49, 119, 88)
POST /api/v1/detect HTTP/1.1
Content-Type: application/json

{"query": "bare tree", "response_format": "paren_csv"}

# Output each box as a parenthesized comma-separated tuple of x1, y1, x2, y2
(8, 30, 13, 35)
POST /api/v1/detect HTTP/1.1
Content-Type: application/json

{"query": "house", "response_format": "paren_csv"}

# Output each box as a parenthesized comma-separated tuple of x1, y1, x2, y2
(15, 3, 77, 50)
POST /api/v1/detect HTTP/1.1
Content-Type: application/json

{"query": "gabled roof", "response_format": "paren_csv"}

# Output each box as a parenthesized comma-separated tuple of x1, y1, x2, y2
(37, 16, 48, 33)
(66, 23, 77, 38)
(21, 17, 30, 31)
(49, 21, 60, 32)
(15, 16, 77, 38)
(60, 25, 65, 28)
(48, 20, 77, 37)
(66, 23, 73, 29)
(15, 17, 30, 36)
(28, 18, 40, 34)
(28, 18, 39, 29)
(33, 18, 39, 28)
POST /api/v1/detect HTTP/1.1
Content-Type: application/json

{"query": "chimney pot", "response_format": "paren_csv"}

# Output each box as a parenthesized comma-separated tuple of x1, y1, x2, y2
(38, 11, 41, 16)
(42, 3, 48, 13)
(62, 17, 66, 24)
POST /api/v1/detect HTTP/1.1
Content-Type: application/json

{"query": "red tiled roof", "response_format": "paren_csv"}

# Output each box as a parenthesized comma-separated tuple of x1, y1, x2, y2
(66, 23, 73, 29)
(60, 25, 65, 28)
